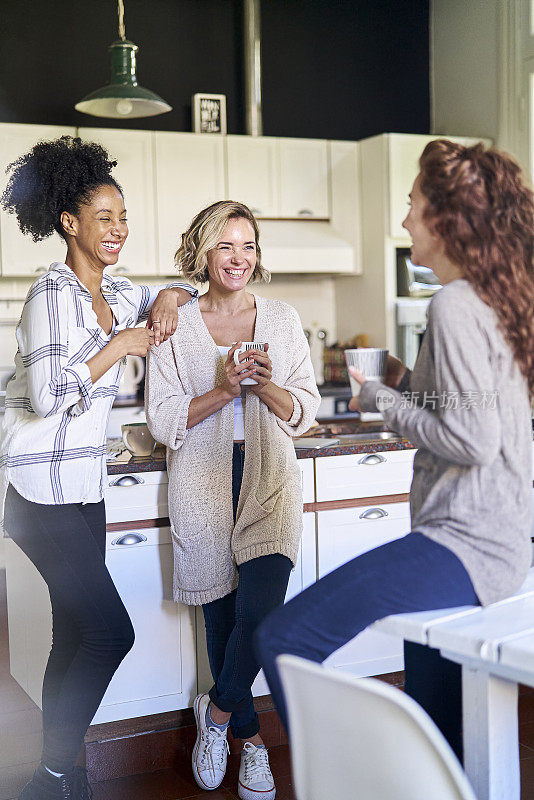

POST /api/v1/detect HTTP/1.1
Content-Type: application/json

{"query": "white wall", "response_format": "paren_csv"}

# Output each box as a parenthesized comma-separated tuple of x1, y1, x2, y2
(431, 0, 500, 141)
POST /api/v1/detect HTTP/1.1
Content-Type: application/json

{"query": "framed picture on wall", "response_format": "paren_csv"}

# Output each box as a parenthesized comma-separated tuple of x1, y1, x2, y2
(192, 93, 227, 134)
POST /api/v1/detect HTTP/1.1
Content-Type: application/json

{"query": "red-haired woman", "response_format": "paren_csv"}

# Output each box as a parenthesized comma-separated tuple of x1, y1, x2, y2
(255, 140, 534, 760)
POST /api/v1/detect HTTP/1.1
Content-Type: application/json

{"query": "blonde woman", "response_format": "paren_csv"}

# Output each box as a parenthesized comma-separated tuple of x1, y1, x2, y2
(145, 201, 320, 799)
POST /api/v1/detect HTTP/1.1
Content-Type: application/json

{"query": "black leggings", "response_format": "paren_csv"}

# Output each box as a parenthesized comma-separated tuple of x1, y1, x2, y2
(4, 484, 134, 773)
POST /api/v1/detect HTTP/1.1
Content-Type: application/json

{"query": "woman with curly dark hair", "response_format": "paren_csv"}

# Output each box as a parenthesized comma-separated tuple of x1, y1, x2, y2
(0, 136, 196, 800)
(256, 140, 534, 762)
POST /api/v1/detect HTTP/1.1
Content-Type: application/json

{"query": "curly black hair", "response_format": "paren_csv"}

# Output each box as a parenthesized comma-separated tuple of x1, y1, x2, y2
(1, 136, 122, 242)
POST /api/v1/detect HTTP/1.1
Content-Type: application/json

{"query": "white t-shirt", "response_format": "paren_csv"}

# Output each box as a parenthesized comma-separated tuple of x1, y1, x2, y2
(217, 346, 245, 441)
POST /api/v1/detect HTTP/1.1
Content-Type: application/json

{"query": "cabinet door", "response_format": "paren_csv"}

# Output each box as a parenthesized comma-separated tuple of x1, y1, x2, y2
(226, 136, 279, 218)
(329, 140, 362, 274)
(278, 138, 329, 218)
(78, 128, 157, 276)
(155, 132, 226, 274)
(315, 448, 416, 502)
(94, 526, 197, 723)
(0, 123, 75, 276)
(319, 502, 410, 677)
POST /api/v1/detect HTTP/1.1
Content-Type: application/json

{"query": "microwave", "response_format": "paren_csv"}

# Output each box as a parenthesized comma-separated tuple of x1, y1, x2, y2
(396, 248, 441, 297)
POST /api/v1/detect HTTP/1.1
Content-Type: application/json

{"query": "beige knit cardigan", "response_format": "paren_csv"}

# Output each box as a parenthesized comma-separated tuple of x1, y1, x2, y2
(145, 295, 321, 605)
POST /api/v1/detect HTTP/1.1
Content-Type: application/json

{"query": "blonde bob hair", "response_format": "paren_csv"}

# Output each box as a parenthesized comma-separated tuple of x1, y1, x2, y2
(174, 200, 270, 284)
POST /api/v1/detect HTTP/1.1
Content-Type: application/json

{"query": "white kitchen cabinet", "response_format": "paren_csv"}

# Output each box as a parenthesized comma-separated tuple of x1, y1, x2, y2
(78, 128, 157, 276)
(105, 469, 169, 523)
(154, 132, 226, 274)
(226, 136, 279, 217)
(5, 524, 196, 723)
(0, 123, 75, 276)
(315, 447, 416, 502)
(278, 138, 329, 219)
(329, 140, 362, 274)
(319, 501, 411, 676)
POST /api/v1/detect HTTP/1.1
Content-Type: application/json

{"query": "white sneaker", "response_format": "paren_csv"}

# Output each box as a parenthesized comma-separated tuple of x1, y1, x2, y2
(238, 742, 276, 800)
(192, 693, 229, 791)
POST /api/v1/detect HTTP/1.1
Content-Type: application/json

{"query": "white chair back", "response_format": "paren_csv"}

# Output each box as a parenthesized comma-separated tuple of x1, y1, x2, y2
(278, 654, 477, 800)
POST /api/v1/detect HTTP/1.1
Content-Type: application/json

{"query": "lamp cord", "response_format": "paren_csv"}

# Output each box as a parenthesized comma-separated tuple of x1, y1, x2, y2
(117, 0, 126, 41)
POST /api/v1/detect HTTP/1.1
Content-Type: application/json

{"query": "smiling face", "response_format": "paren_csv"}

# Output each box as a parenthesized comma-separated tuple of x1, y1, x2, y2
(63, 184, 128, 268)
(402, 174, 443, 270)
(206, 216, 257, 292)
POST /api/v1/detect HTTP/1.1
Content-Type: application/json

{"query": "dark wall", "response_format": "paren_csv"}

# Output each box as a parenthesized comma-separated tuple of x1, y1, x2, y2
(0, 0, 429, 140)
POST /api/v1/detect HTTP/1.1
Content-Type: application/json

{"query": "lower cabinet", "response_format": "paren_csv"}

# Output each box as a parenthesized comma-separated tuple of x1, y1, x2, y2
(5, 525, 197, 724)
(319, 502, 411, 677)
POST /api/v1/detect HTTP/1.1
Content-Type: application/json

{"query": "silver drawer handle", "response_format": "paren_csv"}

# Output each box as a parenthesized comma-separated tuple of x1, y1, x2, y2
(359, 507, 389, 520)
(111, 533, 147, 546)
(358, 453, 386, 465)
(109, 474, 145, 486)
(34, 266, 48, 275)
(250, 208, 262, 216)
(297, 209, 314, 216)
(109, 265, 131, 275)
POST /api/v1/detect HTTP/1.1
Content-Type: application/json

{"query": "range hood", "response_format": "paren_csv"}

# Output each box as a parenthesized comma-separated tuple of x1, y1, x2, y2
(258, 220, 355, 273)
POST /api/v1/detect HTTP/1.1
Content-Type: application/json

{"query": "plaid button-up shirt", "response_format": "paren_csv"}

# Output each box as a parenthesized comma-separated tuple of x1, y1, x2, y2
(1, 262, 196, 509)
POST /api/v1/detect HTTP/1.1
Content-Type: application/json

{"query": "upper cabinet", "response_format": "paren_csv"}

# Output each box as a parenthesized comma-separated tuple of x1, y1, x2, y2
(0, 123, 75, 277)
(226, 136, 329, 220)
(78, 128, 158, 276)
(278, 138, 329, 219)
(226, 136, 279, 217)
(154, 132, 226, 274)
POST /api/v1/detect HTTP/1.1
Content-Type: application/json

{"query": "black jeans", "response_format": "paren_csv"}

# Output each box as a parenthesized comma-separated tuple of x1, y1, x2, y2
(4, 484, 135, 773)
(202, 443, 293, 739)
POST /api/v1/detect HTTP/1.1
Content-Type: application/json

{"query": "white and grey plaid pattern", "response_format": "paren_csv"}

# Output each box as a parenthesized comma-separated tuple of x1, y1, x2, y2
(0, 263, 196, 509)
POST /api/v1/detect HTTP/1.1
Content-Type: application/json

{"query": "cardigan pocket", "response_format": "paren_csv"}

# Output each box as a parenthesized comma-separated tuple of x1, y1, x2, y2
(171, 521, 233, 594)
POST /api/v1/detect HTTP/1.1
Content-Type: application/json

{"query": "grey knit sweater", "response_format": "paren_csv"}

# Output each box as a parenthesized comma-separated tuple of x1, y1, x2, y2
(360, 279, 532, 606)
(145, 296, 321, 605)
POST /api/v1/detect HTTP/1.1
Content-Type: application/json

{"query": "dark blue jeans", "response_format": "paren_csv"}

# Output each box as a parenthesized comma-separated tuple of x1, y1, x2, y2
(202, 443, 292, 739)
(254, 532, 479, 762)
(4, 484, 135, 773)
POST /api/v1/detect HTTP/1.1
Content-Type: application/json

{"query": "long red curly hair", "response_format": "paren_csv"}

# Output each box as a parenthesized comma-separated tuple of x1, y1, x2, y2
(418, 139, 534, 397)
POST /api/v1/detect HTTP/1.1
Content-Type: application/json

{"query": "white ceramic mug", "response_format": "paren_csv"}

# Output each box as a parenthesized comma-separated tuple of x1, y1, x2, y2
(121, 423, 156, 457)
(233, 342, 268, 386)
(344, 348, 388, 396)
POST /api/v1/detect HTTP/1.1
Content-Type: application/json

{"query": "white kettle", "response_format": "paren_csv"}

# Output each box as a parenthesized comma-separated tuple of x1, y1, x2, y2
(117, 355, 145, 401)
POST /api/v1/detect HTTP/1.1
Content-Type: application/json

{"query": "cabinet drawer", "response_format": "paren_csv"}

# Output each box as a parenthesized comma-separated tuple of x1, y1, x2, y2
(105, 470, 169, 523)
(317, 502, 410, 578)
(315, 449, 415, 502)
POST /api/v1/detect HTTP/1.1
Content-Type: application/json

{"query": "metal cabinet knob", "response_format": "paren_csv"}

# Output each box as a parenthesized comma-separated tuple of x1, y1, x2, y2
(111, 532, 147, 546)
(358, 453, 386, 465)
(109, 474, 144, 486)
(34, 266, 47, 275)
(297, 209, 314, 217)
(359, 507, 389, 520)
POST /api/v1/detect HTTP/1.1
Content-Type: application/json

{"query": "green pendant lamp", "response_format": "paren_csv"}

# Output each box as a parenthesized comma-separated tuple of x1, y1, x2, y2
(75, 0, 171, 119)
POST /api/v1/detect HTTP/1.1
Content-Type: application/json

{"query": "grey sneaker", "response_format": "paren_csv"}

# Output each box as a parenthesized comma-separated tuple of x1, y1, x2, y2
(192, 693, 229, 790)
(238, 742, 276, 800)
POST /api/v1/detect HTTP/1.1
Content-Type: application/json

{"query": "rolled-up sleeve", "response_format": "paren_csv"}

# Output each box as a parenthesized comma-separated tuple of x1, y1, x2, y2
(145, 339, 193, 449)
(17, 280, 95, 418)
(276, 307, 321, 437)
(132, 281, 198, 324)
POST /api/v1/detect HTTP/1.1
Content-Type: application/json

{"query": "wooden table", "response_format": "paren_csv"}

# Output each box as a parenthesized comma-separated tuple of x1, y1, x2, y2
(372, 568, 534, 800)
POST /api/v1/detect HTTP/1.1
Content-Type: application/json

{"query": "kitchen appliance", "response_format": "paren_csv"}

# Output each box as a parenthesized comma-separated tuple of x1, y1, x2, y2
(396, 298, 429, 370)
(117, 355, 145, 401)
(396, 248, 441, 297)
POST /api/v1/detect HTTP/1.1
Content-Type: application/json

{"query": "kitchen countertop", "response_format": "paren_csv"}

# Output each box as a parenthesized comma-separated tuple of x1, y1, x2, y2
(107, 423, 416, 475)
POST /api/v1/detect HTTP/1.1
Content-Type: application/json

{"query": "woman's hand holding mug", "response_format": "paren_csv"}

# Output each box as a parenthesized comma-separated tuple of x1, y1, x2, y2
(247, 344, 272, 392)
(221, 343, 257, 399)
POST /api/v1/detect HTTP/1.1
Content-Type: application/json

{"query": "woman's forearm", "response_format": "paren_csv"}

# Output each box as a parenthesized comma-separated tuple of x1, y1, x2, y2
(86, 337, 125, 384)
(254, 382, 294, 422)
(186, 387, 234, 429)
